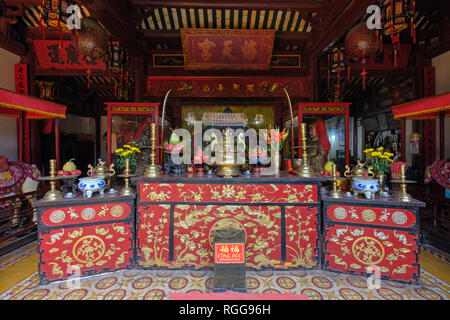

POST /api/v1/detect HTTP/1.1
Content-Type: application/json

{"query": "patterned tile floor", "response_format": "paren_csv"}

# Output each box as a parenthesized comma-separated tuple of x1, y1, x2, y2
(0, 242, 449, 300)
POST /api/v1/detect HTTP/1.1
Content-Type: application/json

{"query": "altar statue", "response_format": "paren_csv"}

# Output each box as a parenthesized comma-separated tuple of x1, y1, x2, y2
(307, 118, 331, 173)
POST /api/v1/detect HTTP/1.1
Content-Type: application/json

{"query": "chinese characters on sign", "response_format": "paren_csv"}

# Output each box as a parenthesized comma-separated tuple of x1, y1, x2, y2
(33, 40, 107, 70)
(181, 29, 275, 70)
(215, 243, 245, 264)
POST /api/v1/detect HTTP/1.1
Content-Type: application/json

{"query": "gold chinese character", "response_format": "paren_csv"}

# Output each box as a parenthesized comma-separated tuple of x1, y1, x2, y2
(241, 40, 258, 61)
(197, 38, 216, 61)
(221, 40, 236, 61)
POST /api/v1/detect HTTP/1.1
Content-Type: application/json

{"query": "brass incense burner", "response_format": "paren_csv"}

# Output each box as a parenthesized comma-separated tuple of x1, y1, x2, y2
(87, 159, 115, 179)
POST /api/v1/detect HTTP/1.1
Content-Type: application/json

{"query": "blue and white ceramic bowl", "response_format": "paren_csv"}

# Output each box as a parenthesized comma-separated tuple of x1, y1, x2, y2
(78, 177, 106, 198)
(352, 178, 380, 199)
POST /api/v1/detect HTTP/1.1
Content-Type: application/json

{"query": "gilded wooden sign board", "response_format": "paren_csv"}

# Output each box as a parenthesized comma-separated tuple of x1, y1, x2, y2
(180, 28, 275, 70)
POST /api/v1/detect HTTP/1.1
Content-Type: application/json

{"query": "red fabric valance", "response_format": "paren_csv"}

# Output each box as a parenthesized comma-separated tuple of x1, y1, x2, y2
(391, 92, 450, 120)
(0, 88, 66, 119)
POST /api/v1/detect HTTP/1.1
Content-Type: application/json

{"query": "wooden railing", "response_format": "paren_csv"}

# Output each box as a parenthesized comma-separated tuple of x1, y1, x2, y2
(0, 187, 49, 250)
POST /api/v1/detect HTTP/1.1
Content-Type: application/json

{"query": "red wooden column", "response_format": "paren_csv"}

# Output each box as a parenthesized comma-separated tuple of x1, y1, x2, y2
(439, 111, 445, 160)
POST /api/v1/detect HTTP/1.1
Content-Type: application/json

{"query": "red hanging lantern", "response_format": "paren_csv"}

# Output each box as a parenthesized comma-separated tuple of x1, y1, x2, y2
(72, 17, 108, 62)
(328, 44, 348, 100)
(344, 22, 378, 90)
(381, 0, 415, 67)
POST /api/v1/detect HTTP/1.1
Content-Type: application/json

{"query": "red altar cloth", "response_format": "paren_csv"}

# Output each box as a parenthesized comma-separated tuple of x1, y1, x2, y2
(391, 92, 450, 120)
(0, 88, 66, 119)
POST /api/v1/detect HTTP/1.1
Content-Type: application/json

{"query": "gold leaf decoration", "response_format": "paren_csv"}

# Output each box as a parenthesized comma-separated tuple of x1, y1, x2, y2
(49, 248, 59, 254)
(399, 248, 410, 253)
(68, 228, 83, 239)
(380, 266, 390, 272)
(383, 241, 393, 247)
(393, 264, 411, 274)
(106, 234, 113, 239)
(117, 237, 125, 242)
(95, 227, 109, 236)
(96, 260, 107, 266)
(350, 263, 362, 269)
(63, 239, 73, 245)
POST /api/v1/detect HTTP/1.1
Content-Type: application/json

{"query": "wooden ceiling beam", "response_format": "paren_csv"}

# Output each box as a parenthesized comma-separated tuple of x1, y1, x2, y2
(130, 0, 325, 11)
(0, 33, 27, 56)
(308, 0, 374, 58)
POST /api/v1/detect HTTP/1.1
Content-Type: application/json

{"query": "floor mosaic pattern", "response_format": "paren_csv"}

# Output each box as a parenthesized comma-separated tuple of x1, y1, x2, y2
(0, 242, 449, 300)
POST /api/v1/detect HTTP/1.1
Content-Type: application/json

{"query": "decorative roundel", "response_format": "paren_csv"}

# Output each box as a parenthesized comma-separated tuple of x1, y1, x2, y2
(339, 288, 363, 300)
(132, 277, 153, 290)
(22, 289, 49, 300)
(263, 288, 282, 294)
(143, 289, 165, 300)
(377, 288, 403, 300)
(169, 277, 188, 290)
(190, 270, 208, 278)
(392, 211, 407, 225)
(95, 277, 118, 290)
(49, 210, 66, 224)
(312, 276, 333, 289)
(333, 207, 347, 220)
(346, 276, 367, 289)
(300, 288, 323, 300)
(62, 289, 88, 300)
(361, 209, 376, 222)
(246, 277, 261, 290)
(103, 289, 126, 300)
(81, 207, 96, 220)
(276, 277, 296, 290)
(110, 205, 124, 218)
(414, 288, 443, 300)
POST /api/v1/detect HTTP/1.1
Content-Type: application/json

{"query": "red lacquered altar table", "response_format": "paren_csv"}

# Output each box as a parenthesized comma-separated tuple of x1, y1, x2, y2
(33, 193, 136, 284)
(321, 194, 425, 284)
(133, 173, 325, 271)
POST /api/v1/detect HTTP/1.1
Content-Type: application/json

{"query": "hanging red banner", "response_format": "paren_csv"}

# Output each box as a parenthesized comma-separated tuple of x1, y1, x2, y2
(146, 76, 311, 98)
(181, 29, 275, 70)
(33, 40, 107, 69)
(15, 64, 28, 95)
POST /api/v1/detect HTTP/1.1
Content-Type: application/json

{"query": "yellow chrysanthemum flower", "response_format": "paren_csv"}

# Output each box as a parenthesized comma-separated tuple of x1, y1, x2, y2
(384, 152, 394, 157)
(388, 159, 394, 163)
(379, 155, 387, 159)
(123, 144, 131, 149)
(121, 150, 132, 156)
(115, 148, 123, 153)
(377, 146, 384, 151)
(370, 151, 382, 157)
(131, 147, 141, 153)
(363, 148, 374, 153)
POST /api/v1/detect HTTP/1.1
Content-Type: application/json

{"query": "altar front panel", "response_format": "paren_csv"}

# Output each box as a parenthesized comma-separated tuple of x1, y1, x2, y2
(136, 179, 322, 271)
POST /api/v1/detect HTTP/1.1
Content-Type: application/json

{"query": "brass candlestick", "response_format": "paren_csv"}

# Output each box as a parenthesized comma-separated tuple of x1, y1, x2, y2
(393, 164, 413, 202)
(144, 123, 161, 177)
(41, 159, 63, 201)
(118, 159, 137, 196)
(297, 123, 316, 178)
(328, 163, 343, 198)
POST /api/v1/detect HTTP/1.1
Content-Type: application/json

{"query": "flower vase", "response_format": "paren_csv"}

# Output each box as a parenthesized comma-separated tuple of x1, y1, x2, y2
(272, 151, 280, 174)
